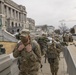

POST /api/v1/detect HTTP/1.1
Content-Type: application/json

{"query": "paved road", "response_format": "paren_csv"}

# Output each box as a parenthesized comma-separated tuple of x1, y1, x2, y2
(11, 52, 69, 75)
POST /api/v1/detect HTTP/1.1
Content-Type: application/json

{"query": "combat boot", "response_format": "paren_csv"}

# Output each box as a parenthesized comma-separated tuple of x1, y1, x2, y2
(55, 72, 57, 75)
(52, 72, 54, 75)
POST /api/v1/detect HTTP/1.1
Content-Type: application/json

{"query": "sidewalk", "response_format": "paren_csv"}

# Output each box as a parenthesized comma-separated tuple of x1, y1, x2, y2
(11, 60, 19, 75)
(38, 52, 69, 75)
(11, 52, 69, 75)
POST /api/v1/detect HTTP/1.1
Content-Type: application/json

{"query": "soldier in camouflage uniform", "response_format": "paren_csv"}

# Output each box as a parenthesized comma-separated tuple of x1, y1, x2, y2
(69, 33, 73, 42)
(13, 29, 41, 75)
(37, 33, 49, 56)
(47, 40, 60, 75)
(55, 36, 62, 51)
(64, 33, 69, 45)
(55, 38, 62, 60)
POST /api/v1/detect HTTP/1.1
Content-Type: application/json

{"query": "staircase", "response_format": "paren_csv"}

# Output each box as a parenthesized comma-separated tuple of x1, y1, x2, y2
(0, 29, 18, 42)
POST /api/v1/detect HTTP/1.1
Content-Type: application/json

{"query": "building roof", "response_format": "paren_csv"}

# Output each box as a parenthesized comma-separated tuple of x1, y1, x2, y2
(4, 0, 26, 12)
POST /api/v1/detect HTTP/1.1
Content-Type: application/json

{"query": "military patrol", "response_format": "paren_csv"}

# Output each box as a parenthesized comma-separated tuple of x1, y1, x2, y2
(13, 29, 41, 75)
(63, 31, 73, 45)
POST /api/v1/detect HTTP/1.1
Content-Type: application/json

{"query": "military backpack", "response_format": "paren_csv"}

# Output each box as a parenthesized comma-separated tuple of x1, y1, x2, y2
(47, 48, 58, 59)
(47, 47, 58, 63)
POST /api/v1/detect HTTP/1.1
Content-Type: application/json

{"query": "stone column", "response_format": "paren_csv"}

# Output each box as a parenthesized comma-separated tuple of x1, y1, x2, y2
(22, 14, 24, 21)
(24, 14, 26, 24)
(9, 8, 11, 18)
(18, 12, 19, 21)
(19, 13, 20, 21)
(22, 13, 24, 21)
(0, 2, 1, 14)
(14, 10, 16, 19)
(1, 14, 6, 30)
(20, 13, 22, 22)
(6, 6, 9, 18)
(0, 2, 4, 14)
(16, 11, 17, 20)
(0, 1, 6, 30)
(11, 8, 13, 18)
(24, 14, 26, 22)
(12, 10, 15, 18)
(16, 11, 18, 20)
(22, 13, 23, 22)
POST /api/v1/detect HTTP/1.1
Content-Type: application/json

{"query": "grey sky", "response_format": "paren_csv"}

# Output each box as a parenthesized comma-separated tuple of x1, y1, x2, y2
(13, 0, 76, 29)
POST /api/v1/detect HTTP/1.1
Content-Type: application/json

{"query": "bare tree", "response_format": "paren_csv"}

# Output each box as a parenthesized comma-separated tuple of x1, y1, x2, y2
(59, 23, 69, 37)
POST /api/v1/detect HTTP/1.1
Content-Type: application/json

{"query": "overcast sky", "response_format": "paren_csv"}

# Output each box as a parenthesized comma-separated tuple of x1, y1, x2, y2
(13, 0, 76, 29)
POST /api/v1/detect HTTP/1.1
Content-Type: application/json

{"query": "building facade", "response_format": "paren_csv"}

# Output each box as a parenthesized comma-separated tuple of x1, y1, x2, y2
(0, 0, 27, 34)
(26, 18, 35, 31)
(35, 25, 55, 35)
(47, 26, 55, 34)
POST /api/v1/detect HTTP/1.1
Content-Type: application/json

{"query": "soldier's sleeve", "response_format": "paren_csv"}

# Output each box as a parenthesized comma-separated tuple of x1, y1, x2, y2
(13, 44, 20, 58)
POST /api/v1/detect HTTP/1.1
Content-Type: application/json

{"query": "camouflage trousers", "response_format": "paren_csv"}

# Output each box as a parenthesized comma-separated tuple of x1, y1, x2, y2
(19, 70, 39, 75)
(18, 62, 40, 75)
(49, 58, 59, 74)
(19, 65, 39, 75)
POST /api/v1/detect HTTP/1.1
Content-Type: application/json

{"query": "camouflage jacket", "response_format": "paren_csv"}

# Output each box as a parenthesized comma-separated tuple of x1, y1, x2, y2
(13, 40, 41, 72)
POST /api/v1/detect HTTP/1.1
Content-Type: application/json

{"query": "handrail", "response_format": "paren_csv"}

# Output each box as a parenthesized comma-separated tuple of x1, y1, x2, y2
(63, 45, 76, 75)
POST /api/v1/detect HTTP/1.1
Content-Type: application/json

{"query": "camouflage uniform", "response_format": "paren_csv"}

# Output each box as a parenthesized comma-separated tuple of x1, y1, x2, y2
(69, 33, 73, 42)
(47, 42, 60, 75)
(64, 33, 69, 42)
(13, 29, 41, 75)
(55, 38, 62, 55)
(49, 58, 59, 75)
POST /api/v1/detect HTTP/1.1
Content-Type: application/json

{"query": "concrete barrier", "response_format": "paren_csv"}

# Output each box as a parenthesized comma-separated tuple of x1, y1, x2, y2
(63, 45, 76, 75)
(0, 54, 12, 75)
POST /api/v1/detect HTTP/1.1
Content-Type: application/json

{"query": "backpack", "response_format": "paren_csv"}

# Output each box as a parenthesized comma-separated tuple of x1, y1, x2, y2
(32, 40, 41, 62)
(32, 41, 42, 68)
(36, 37, 48, 55)
(47, 48, 58, 63)
(47, 50, 57, 59)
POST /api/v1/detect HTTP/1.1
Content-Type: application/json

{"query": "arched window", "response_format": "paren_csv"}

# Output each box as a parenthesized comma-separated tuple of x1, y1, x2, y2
(17, 29, 20, 32)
